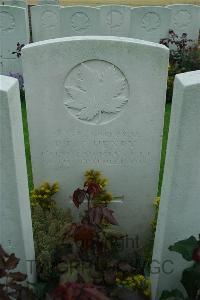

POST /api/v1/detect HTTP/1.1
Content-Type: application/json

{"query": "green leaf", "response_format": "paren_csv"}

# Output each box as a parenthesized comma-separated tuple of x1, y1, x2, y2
(181, 263, 200, 298)
(160, 289, 185, 300)
(169, 236, 198, 261)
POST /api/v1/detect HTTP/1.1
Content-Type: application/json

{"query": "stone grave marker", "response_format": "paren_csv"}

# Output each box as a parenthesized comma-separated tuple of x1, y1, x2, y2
(22, 36, 169, 246)
(99, 5, 131, 37)
(130, 6, 171, 43)
(167, 4, 200, 42)
(61, 6, 100, 36)
(0, 5, 29, 74)
(0, 75, 35, 282)
(151, 70, 200, 299)
(31, 5, 61, 42)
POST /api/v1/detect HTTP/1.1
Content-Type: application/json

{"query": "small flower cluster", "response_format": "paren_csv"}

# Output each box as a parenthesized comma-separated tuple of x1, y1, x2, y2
(84, 169, 113, 205)
(151, 197, 160, 234)
(116, 274, 151, 298)
(31, 182, 59, 209)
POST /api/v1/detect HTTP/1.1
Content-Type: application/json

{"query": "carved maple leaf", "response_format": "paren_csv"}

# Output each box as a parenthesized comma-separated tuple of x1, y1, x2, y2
(142, 12, 161, 31)
(64, 62, 128, 123)
(72, 13, 90, 31)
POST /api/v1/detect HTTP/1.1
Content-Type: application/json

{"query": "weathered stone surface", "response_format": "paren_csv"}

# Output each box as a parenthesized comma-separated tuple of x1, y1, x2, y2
(151, 70, 200, 299)
(130, 6, 171, 43)
(167, 4, 200, 41)
(61, 6, 100, 36)
(31, 4, 61, 42)
(99, 5, 131, 36)
(0, 75, 35, 282)
(0, 5, 29, 74)
(0, 0, 27, 8)
(22, 36, 168, 246)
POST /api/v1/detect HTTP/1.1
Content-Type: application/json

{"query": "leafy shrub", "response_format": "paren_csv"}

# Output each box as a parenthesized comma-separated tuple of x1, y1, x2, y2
(31, 183, 72, 281)
(160, 30, 200, 102)
(31, 171, 153, 299)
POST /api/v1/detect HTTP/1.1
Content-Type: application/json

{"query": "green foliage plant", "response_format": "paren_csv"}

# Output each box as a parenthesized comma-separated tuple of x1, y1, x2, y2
(31, 182, 72, 281)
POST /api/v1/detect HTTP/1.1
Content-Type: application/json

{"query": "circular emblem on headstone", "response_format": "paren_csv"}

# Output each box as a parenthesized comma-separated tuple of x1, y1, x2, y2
(142, 12, 161, 32)
(41, 11, 58, 29)
(106, 10, 124, 29)
(0, 11, 15, 32)
(173, 10, 192, 30)
(71, 12, 90, 32)
(63, 60, 129, 125)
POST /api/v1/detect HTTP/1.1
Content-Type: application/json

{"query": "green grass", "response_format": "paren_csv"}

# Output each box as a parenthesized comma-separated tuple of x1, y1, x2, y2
(21, 100, 172, 194)
(158, 102, 172, 195)
(21, 100, 34, 191)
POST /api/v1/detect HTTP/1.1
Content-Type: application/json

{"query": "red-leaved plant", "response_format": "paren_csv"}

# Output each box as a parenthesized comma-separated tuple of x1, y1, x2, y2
(0, 245, 35, 300)
(50, 170, 130, 299)
(52, 282, 109, 300)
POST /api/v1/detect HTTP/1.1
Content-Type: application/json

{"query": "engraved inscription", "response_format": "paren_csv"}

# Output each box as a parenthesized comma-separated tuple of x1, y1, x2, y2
(71, 12, 90, 32)
(106, 10, 124, 29)
(142, 12, 161, 32)
(41, 11, 58, 29)
(64, 60, 129, 125)
(0, 11, 15, 32)
(41, 129, 148, 168)
(173, 10, 192, 30)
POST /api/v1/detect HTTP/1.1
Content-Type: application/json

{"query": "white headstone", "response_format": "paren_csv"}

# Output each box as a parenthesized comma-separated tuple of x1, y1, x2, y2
(22, 36, 169, 246)
(38, 0, 59, 5)
(61, 6, 100, 36)
(130, 6, 171, 43)
(0, 0, 27, 8)
(99, 5, 131, 37)
(31, 5, 61, 42)
(167, 4, 200, 42)
(0, 75, 35, 282)
(151, 70, 200, 299)
(0, 5, 29, 74)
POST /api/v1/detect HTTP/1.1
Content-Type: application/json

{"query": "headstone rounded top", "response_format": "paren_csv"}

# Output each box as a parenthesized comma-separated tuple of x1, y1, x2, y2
(176, 70, 200, 87)
(0, 10, 15, 32)
(0, 75, 18, 92)
(23, 35, 169, 52)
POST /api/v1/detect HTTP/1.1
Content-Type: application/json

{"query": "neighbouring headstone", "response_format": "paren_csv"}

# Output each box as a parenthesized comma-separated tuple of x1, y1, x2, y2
(23, 36, 169, 246)
(61, 6, 100, 36)
(151, 70, 200, 299)
(0, 0, 27, 8)
(31, 5, 61, 42)
(99, 5, 131, 37)
(0, 75, 35, 282)
(130, 6, 171, 43)
(0, 5, 29, 74)
(167, 4, 200, 42)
